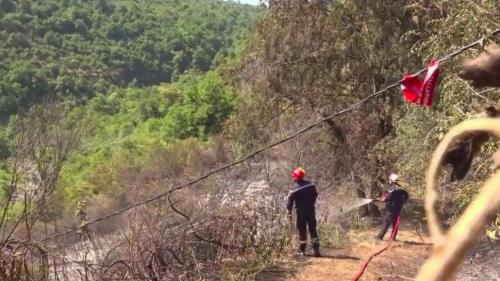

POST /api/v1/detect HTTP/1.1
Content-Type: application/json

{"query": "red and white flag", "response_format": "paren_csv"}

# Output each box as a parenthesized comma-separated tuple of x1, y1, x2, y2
(401, 59, 440, 107)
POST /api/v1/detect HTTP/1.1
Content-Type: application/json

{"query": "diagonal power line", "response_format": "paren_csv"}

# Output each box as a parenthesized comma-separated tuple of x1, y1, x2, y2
(43, 28, 500, 241)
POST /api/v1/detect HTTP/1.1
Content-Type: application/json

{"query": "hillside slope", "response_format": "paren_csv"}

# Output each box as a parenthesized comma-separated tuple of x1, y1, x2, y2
(0, 0, 262, 118)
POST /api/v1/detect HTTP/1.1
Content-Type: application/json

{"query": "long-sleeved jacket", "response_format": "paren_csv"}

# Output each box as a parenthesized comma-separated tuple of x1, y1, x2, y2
(381, 185, 409, 214)
(287, 180, 318, 213)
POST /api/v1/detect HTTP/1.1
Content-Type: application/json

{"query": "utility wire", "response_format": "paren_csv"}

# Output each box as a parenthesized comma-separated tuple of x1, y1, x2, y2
(43, 28, 500, 241)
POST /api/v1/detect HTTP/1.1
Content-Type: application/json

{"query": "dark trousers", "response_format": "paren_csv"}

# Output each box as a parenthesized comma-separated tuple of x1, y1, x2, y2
(377, 211, 400, 240)
(296, 209, 319, 242)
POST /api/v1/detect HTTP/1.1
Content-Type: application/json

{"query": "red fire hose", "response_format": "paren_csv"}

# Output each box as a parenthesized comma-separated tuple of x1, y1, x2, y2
(350, 214, 401, 281)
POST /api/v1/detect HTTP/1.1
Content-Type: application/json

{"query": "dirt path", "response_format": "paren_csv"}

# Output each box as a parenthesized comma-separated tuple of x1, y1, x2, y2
(258, 219, 433, 281)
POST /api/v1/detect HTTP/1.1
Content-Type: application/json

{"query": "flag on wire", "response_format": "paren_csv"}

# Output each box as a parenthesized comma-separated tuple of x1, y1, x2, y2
(401, 59, 440, 106)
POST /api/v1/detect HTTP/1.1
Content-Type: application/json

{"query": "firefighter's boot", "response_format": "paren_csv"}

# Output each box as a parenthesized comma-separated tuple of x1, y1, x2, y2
(312, 238, 321, 257)
(296, 240, 307, 256)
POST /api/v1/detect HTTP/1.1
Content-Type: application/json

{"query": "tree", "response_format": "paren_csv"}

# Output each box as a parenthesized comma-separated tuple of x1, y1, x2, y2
(0, 0, 15, 14)
(0, 101, 90, 243)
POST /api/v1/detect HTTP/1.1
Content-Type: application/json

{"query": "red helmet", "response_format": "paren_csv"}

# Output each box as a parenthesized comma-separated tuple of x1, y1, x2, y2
(292, 167, 305, 181)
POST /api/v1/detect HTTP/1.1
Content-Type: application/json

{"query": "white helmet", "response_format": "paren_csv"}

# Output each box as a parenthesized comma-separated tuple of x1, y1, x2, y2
(389, 173, 399, 183)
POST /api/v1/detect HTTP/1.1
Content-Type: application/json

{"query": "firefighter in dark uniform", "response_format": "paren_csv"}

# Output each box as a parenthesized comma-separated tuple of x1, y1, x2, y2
(375, 173, 409, 240)
(287, 167, 320, 257)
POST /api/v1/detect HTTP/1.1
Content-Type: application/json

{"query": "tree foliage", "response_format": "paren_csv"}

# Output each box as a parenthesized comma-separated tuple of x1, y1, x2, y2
(231, 0, 500, 219)
(57, 70, 235, 213)
(0, 0, 261, 119)
(232, 0, 420, 199)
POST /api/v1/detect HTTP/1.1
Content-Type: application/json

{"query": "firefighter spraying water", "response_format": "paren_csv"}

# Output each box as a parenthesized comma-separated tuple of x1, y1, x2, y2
(375, 173, 409, 240)
(286, 168, 411, 258)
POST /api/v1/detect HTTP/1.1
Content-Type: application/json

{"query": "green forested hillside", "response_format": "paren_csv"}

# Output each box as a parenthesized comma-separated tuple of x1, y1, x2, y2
(0, 0, 261, 217)
(0, 0, 260, 118)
